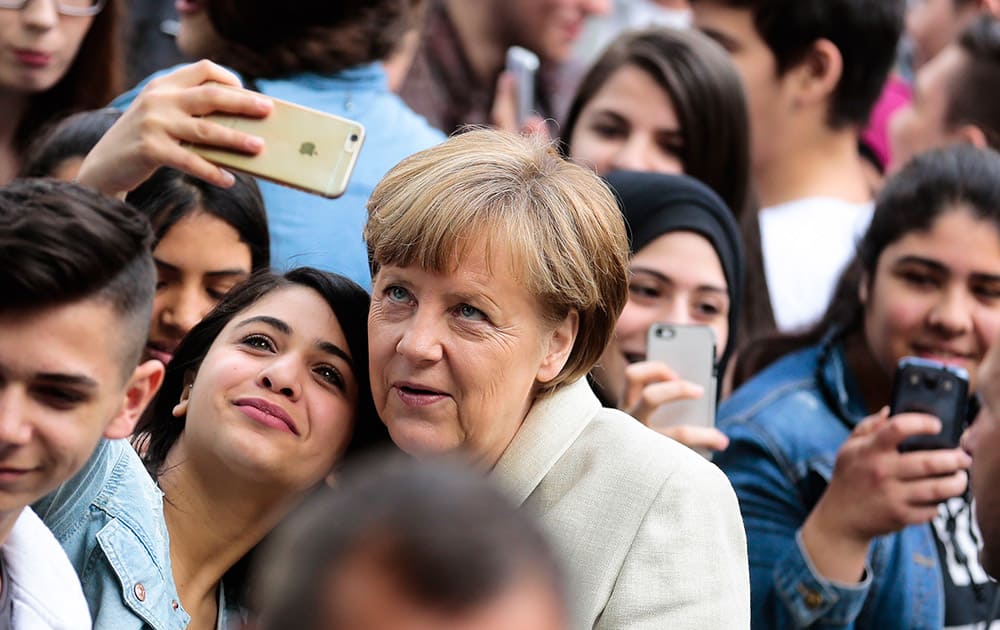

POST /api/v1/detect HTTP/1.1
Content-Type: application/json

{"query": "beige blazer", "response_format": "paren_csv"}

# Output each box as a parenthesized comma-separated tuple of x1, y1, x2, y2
(492, 378, 750, 630)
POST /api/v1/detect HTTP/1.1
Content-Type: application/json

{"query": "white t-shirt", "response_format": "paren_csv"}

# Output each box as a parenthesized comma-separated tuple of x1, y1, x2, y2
(3, 508, 90, 630)
(759, 197, 874, 332)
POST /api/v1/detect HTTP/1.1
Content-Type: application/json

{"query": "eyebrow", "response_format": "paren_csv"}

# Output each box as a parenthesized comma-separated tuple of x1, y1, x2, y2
(154, 258, 249, 279)
(235, 316, 355, 370)
(630, 267, 729, 296)
(895, 256, 1000, 284)
(35, 372, 99, 391)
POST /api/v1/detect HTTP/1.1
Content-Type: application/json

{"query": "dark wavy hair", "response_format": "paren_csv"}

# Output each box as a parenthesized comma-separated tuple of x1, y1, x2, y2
(133, 267, 389, 476)
(202, 0, 410, 79)
(16, 0, 124, 151)
(733, 145, 1000, 386)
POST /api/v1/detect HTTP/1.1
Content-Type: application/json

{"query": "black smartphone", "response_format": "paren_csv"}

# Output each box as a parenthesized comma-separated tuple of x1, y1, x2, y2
(889, 357, 969, 452)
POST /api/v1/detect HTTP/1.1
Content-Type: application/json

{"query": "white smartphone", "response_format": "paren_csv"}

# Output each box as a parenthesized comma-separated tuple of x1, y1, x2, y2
(505, 46, 540, 128)
(188, 85, 365, 199)
(645, 323, 717, 430)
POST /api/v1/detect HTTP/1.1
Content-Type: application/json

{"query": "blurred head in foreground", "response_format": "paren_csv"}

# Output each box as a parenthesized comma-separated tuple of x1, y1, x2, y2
(251, 455, 568, 630)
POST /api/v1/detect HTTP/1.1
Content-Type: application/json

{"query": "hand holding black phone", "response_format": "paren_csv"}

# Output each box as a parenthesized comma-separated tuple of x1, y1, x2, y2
(889, 357, 969, 452)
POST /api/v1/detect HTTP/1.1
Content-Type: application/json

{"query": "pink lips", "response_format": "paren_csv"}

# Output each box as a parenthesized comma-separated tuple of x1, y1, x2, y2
(234, 397, 299, 435)
(13, 49, 50, 68)
(393, 382, 449, 407)
(145, 343, 175, 366)
(174, 0, 202, 14)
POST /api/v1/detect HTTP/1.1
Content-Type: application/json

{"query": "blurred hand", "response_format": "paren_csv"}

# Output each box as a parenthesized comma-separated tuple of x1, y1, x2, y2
(622, 360, 729, 452)
(76, 60, 273, 196)
(490, 71, 551, 139)
(802, 407, 971, 582)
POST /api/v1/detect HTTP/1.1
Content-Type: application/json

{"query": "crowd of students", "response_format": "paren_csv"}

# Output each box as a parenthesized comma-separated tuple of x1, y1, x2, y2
(4, 0, 1000, 628)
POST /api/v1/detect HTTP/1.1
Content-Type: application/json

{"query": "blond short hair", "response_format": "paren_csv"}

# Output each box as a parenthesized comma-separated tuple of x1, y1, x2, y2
(365, 129, 629, 392)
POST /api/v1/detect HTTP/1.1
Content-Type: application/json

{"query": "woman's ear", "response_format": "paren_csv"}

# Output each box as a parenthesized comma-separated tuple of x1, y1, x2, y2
(536, 311, 580, 384)
(171, 371, 197, 418)
(858, 272, 871, 306)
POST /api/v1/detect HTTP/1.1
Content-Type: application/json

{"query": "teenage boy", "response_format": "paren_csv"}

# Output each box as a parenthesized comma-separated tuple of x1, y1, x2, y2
(0, 180, 163, 628)
(693, 0, 905, 331)
(891, 15, 1000, 171)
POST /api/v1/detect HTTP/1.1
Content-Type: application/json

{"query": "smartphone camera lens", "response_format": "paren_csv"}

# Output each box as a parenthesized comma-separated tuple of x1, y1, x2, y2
(349, 134, 359, 142)
(923, 374, 940, 389)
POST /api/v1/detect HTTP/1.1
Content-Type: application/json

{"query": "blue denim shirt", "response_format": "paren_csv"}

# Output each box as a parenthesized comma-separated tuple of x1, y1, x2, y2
(33, 439, 238, 630)
(113, 62, 445, 290)
(715, 339, 944, 629)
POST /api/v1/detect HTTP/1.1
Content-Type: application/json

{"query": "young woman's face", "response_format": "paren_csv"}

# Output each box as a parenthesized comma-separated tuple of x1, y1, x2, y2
(0, 0, 95, 94)
(863, 206, 1000, 394)
(569, 64, 684, 176)
(175, 285, 359, 489)
(147, 211, 253, 365)
(598, 231, 729, 397)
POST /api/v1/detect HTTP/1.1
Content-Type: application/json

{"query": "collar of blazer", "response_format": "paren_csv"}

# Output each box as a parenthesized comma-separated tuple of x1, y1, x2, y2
(490, 378, 601, 505)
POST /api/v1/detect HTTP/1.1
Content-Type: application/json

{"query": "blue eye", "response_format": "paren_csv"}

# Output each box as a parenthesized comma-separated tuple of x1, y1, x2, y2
(456, 304, 486, 321)
(386, 286, 411, 302)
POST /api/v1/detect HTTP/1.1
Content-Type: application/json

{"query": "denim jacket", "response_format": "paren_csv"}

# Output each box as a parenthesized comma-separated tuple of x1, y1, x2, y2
(714, 339, 944, 629)
(113, 62, 445, 290)
(33, 439, 237, 630)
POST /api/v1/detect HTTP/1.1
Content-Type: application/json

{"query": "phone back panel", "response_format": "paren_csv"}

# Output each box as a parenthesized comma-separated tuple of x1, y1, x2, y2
(192, 98, 365, 199)
(890, 357, 969, 451)
(645, 324, 717, 430)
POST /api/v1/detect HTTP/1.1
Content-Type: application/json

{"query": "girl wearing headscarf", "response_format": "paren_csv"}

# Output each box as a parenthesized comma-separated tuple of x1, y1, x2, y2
(594, 170, 744, 452)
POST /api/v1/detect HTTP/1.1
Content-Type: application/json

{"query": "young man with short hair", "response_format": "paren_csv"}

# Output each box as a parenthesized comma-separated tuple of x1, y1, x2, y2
(891, 14, 1000, 171)
(693, 0, 905, 331)
(0, 180, 163, 628)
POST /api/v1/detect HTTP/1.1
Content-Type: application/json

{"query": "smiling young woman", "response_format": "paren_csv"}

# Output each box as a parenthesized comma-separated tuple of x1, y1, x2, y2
(718, 144, 1000, 628)
(36, 268, 390, 630)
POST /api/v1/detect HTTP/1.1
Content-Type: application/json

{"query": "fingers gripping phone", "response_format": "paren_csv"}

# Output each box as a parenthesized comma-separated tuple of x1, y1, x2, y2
(890, 357, 969, 452)
(189, 85, 365, 199)
(645, 324, 717, 430)
(505, 46, 540, 128)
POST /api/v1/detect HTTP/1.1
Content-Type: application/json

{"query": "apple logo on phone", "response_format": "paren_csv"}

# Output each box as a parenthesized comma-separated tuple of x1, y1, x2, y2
(299, 142, 317, 157)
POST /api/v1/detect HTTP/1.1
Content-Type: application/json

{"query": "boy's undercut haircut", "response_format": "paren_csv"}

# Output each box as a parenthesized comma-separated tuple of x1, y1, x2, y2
(0, 179, 155, 372)
(709, 0, 905, 128)
(951, 15, 1000, 149)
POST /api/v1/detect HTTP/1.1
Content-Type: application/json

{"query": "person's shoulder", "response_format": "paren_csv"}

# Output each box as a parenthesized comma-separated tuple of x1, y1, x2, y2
(582, 407, 734, 495)
(720, 345, 826, 424)
(4, 508, 91, 630)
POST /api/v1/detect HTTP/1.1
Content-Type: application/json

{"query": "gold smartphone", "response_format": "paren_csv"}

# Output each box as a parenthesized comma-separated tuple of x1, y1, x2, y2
(189, 87, 365, 199)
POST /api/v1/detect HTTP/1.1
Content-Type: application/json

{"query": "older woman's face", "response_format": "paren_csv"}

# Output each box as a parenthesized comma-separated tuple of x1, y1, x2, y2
(597, 231, 729, 398)
(368, 243, 576, 467)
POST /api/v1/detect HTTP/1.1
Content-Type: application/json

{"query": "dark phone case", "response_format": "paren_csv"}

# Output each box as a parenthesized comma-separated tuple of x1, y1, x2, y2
(889, 358, 969, 452)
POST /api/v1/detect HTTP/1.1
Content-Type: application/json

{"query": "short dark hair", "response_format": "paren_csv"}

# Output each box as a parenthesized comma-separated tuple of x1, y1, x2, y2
(18, 0, 124, 151)
(251, 455, 565, 630)
(562, 28, 753, 220)
(0, 179, 154, 372)
(203, 0, 411, 79)
(949, 15, 1000, 149)
(126, 167, 270, 272)
(19, 109, 122, 179)
(697, 0, 905, 128)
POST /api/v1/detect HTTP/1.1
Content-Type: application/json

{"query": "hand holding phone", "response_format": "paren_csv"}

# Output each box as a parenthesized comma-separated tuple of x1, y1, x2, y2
(889, 357, 969, 451)
(642, 324, 717, 430)
(76, 61, 272, 196)
(188, 84, 365, 199)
